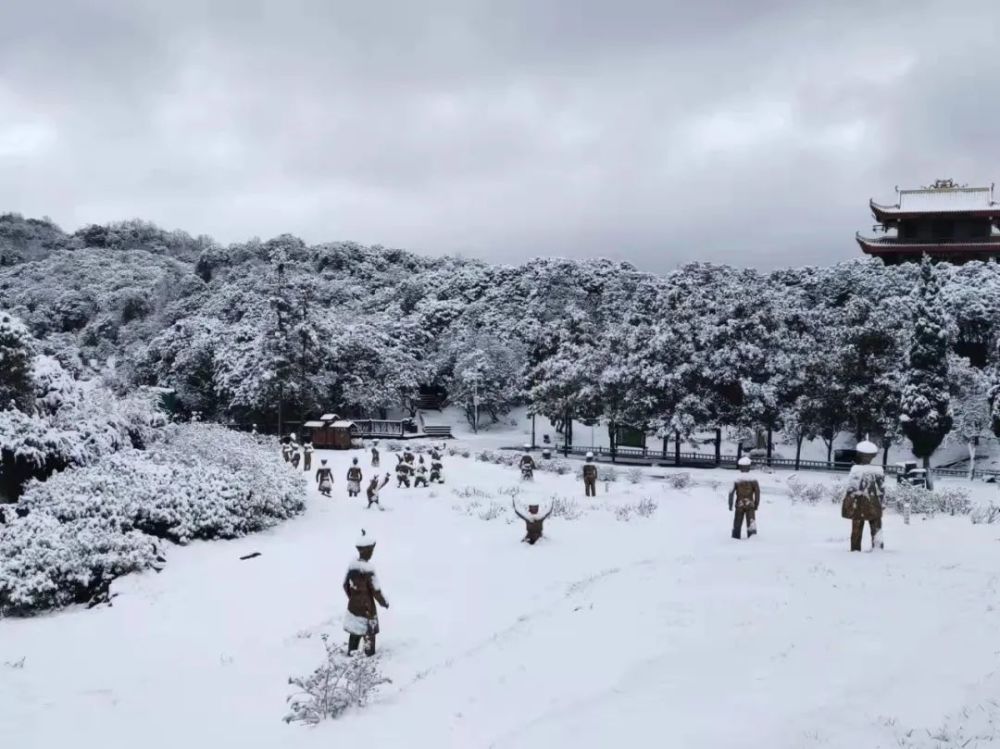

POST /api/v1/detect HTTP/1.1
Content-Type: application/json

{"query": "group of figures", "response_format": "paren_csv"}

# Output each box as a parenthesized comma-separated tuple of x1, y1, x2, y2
(334, 438, 888, 659)
(280, 432, 315, 471)
(307, 441, 447, 511)
(393, 446, 445, 489)
(725, 439, 887, 552)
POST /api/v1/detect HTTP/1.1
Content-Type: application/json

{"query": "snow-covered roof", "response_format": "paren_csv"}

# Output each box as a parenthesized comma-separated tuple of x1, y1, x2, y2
(872, 181, 998, 216)
(899, 186, 993, 211)
(320, 413, 339, 421)
(303, 420, 326, 428)
(330, 420, 356, 428)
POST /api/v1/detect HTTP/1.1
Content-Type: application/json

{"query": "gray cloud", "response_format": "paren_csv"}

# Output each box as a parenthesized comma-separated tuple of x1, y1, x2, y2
(0, 0, 997, 272)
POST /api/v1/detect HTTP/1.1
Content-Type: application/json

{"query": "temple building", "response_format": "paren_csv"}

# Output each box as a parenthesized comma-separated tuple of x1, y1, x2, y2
(857, 179, 1000, 263)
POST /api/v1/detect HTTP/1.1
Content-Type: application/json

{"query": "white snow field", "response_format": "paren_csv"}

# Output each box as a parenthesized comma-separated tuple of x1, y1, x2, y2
(4, 447, 1000, 749)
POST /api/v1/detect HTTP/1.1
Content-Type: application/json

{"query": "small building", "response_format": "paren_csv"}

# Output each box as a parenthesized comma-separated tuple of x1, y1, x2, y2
(304, 416, 357, 449)
(857, 179, 1000, 264)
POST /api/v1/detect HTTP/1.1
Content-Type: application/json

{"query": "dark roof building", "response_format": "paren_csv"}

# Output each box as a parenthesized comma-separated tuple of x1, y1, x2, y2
(857, 179, 1000, 264)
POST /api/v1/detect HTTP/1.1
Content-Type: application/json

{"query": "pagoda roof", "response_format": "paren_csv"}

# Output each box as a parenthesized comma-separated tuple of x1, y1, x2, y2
(856, 232, 1000, 257)
(870, 180, 1000, 220)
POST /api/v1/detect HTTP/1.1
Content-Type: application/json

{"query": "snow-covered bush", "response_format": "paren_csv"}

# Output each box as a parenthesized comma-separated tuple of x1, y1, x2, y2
(284, 634, 390, 725)
(614, 497, 658, 521)
(1, 424, 305, 615)
(598, 465, 618, 483)
(614, 504, 634, 521)
(970, 503, 1000, 525)
(786, 475, 842, 505)
(885, 484, 972, 517)
(18, 424, 305, 544)
(476, 501, 507, 521)
(626, 467, 643, 484)
(452, 486, 494, 500)
(0, 512, 162, 615)
(665, 472, 691, 489)
(548, 496, 582, 520)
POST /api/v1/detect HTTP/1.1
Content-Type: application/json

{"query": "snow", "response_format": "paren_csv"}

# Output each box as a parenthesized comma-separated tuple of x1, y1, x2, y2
(897, 186, 994, 212)
(5, 441, 1000, 748)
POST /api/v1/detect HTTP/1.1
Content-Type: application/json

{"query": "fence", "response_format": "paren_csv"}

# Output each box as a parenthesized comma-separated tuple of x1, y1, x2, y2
(546, 444, 1000, 481)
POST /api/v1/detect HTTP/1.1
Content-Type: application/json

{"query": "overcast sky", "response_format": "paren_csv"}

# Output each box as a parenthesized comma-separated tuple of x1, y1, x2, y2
(1, 0, 998, 272)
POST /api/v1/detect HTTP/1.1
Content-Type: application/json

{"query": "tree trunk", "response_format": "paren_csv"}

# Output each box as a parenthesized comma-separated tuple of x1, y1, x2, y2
(766, 426, 773, 466)
(661, 435, 668, 461)
(826, 440, 833, 464)
(881, 439, 890, 468)
(714, 428, 722, 466)
(608, 421, 617, 463)
(674, 431, 681, 466)
(923, 454, 933, 490)
(794, 434, 803, 471)
(969, 441, 977, 481)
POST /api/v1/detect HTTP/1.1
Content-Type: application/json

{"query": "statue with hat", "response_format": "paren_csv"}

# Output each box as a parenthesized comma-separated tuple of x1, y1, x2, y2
(342, 530, 389, 656)
(728, 456, 761, 539)
(582, 452, 598, 497)
(315, 459, 334, 497)
(346, 457, 363, 497)
(841, 439, 886, 551)
(519, 444, 536, 480)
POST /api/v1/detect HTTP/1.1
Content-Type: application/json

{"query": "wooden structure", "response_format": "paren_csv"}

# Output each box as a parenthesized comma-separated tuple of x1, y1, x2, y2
(303, 416, 357, 449)
(857, 179, 1000, 264)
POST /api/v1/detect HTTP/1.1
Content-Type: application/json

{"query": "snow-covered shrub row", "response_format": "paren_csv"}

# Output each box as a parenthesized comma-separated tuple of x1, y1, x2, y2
(451, 486, 494, 500)
(284, 634, 390, 724)
(785, 475, 841, 505)
(0, 513, 163, 615)
(1, 424, 306, 615)
(19, 424, 306, 544)
(885, 484, 972, 517)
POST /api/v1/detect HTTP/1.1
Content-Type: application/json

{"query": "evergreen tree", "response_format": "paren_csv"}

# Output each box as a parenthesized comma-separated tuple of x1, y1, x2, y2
(0, 311, 36, 411)
(900, 257, 953, 485)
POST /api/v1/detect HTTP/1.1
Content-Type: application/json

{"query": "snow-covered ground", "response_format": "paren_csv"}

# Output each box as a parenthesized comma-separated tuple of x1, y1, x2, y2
(4, 443, 1000, 749)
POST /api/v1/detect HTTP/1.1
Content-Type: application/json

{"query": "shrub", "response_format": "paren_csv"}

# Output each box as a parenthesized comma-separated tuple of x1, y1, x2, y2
(548, 496, 583, 520)
(885, 484, 972, 517)
(284, 634, 390, 724)
(451, 486, 493, 500)
(635, 497, 658, 517)
(477, 501, 507, 521)
(0, 513, 163, 615)
(971, 503, 1000, 525)
(626, 467, 643, 484)
(598, 465, 618, 483)
(665, 472, 691, 489)
(0, 424, 306, 615)
(614, 497, 658, 521)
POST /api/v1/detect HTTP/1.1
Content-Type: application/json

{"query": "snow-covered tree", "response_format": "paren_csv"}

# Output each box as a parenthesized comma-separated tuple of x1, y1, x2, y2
(949, 356, 991, 478)
(900, 257, 953, 485)
(0, 311, 35, 411)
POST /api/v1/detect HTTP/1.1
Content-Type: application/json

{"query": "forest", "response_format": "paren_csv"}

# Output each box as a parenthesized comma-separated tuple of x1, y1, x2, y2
(0, 211, 996, 473)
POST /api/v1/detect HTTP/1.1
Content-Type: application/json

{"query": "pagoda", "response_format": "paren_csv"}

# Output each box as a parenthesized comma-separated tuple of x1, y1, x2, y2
(857, 179, 1000, 263)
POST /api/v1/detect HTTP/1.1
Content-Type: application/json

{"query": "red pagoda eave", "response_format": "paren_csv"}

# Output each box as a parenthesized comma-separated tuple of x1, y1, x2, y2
(856, 234, 1000, 256)
(869, 199, 1000, 222)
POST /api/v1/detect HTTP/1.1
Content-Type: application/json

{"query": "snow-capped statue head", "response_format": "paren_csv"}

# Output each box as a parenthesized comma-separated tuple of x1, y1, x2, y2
(738, 456, 752, 471)
(856, 440, 878, 455)
(355, 529, 376, 549)
(586, 451, 594, 460)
